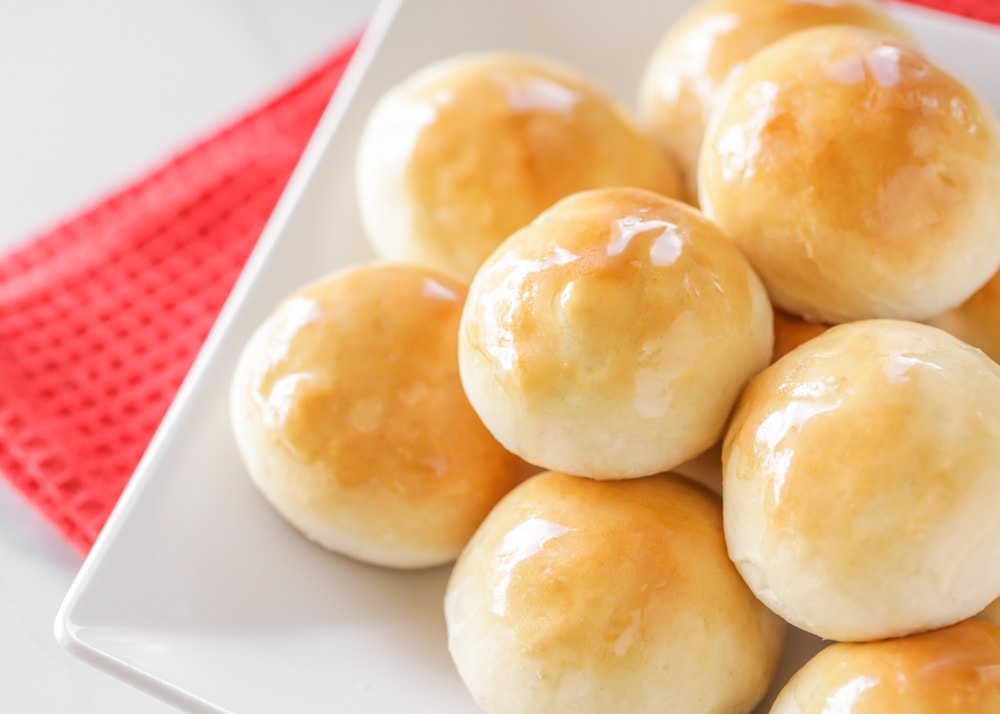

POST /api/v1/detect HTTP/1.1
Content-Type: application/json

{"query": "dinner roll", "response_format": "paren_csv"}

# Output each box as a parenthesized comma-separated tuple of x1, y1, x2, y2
(770, 619, 1000, 713)
(699, 26, 1000, 323)
(638, 0, 908, 201)
(724, 319, 1000, 641)
(927, 268, 1000, 363)
(445, 471, 786, 714)
(356, 52, 683, 282)
(772, 308, 828, 362)
(459, 187, 773, 479)
(229, 263, 524, 568)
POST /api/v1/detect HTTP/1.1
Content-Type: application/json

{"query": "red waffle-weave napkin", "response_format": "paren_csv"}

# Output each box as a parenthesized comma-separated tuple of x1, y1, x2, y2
(0, 37, 359, 554)
(902, 0, 1000, 24)
(0, 1, 996, 556)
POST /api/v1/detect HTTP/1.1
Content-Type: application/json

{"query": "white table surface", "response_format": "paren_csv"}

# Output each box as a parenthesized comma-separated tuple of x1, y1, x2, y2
(0, 1, 376, 711)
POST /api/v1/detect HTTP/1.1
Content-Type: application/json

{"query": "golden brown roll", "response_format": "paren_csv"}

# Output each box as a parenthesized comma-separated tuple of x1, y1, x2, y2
(356, 52, 683, 282)
(927, 268, 1000, 364)
(445, 471, 787, 714)
(638, 0, 909, 201)
(770, 619, 1000, 713)
(724, 319, 1000, 641)
(458, 187, 773, 479)
(772, 308, 829, 362)
(699, 26, 1000, 323)
(229, 263, 525, 568)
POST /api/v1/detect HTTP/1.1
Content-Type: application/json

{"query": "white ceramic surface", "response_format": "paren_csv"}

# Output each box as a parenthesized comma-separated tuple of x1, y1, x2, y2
(0, 2, 373, 713)
(51, 1, 1000, 713)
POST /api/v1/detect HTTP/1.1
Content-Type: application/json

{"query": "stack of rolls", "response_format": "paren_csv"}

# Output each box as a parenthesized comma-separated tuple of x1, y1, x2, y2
(355, 53, 684, 281)
(646, 2, 1000, 710)
(227, 0, 1000, 711)
(638, 0, 912, 202)
(229, 52, 688, 571)
(451, 186, 786, 714)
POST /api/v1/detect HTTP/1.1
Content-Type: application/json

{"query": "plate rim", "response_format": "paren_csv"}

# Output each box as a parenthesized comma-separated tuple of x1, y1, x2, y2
(53, 1, 406, 710)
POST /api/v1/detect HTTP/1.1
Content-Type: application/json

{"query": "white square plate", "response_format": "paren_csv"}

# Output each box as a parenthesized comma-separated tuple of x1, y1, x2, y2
(55, 1, 1000, 712)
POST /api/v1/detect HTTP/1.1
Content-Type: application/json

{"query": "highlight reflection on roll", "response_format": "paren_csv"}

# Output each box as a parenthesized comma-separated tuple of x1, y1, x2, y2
(445, 471, 787, 714)
(458, 187, 773, 479)
(699, 26, 1000, 323)
(723, 320, 1000, 642)
(356, 53, 683, 282)
(229, 263, 525, 569)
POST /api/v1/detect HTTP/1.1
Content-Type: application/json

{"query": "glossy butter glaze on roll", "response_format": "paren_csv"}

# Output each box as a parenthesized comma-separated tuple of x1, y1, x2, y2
(229, 263, 525, 569)
(459, 187, 773, 479)
(445, 472, 787, 714)
(928, 268, 1000, 364)
(770, 619, 1000, 714)
(356, 53, 683, 282)
(723, 320, 1000, 641)
(699, 26, 1000, 323)
(638, 0, 909, 201)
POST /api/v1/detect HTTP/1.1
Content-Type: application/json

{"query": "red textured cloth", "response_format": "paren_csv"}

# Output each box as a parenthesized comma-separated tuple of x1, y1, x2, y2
(0, 1, 996, 556)
(901, 0, 1000, 24)
(0, 37, 359, 554)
